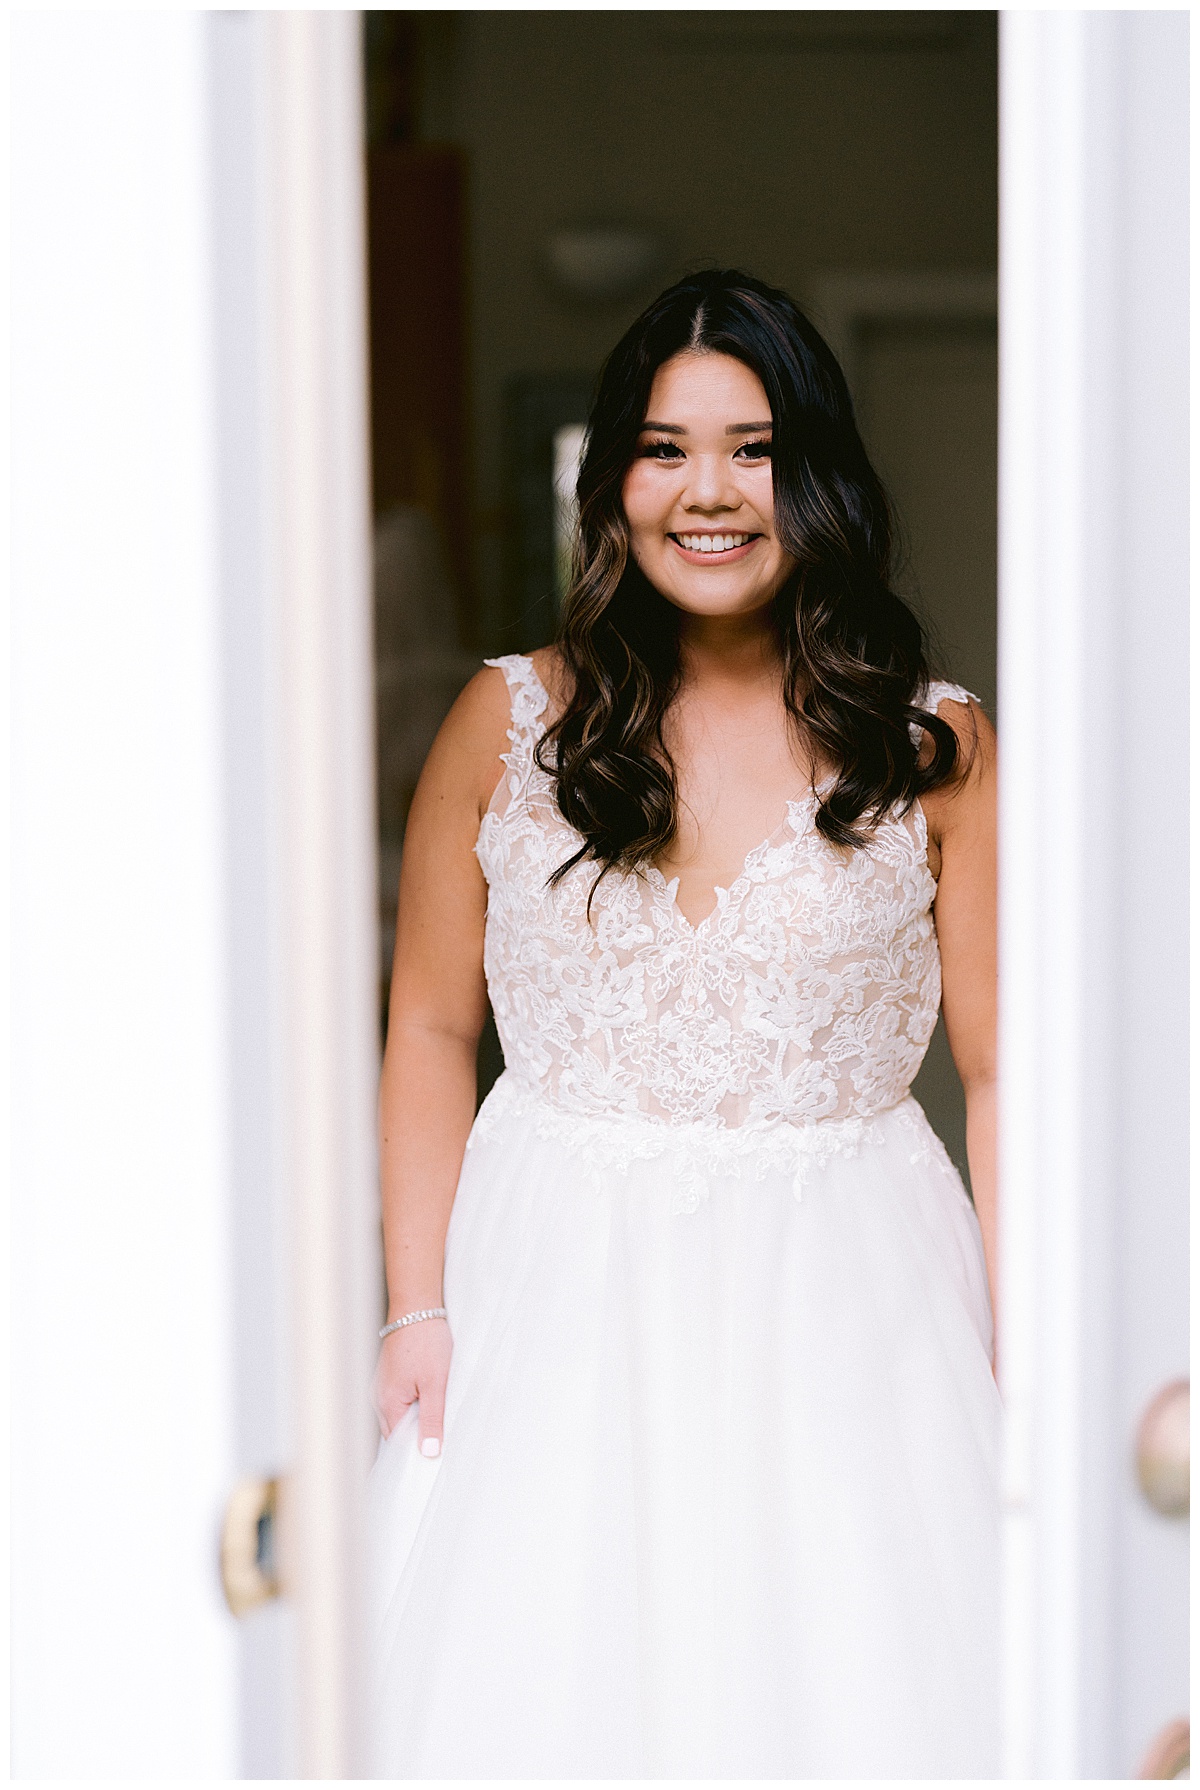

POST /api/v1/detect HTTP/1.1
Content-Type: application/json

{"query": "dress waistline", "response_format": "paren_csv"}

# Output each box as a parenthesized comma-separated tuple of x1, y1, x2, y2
(467, 1072, 942, 1215)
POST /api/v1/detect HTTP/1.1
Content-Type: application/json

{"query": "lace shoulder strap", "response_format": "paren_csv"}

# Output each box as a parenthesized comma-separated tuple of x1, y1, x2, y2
(484, 653, 551, 738)
(923, 679, 977, 710)
(483, 654, 553, 807)
(909, 679, 978, 747)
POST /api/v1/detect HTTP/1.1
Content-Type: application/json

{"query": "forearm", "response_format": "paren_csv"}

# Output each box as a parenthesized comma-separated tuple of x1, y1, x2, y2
(963, 1076, 998, 1339)
(379, 1018, 480, 1317)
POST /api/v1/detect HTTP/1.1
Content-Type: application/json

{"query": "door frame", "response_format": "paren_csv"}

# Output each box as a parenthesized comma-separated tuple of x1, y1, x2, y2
(997, 12, 1189, 1778)
(256, 12, 380, 1777)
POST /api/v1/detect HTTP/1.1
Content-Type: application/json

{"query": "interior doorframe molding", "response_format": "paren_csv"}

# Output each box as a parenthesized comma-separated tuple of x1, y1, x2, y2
(804, 269, 998, 394)
(259, 11, 380, 1777)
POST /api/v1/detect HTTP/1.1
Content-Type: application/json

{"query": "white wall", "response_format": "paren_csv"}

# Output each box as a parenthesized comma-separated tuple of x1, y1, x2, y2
(11, 11, 238, 1775)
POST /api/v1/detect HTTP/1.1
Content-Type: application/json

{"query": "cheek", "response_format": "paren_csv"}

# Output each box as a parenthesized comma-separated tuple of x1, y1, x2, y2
(746, 469, 776, 526)
(620, 465, 666, 538)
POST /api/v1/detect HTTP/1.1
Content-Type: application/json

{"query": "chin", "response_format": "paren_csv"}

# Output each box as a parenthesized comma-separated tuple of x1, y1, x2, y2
(667, 584, 778, 618)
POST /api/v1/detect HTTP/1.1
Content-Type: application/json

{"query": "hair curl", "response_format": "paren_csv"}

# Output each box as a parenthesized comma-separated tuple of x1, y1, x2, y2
(535, 268, 965, 888)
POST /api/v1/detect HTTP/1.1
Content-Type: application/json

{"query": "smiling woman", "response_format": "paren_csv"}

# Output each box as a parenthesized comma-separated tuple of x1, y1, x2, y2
(369, 268, 999, 1778)
(540, 272, 966, 898)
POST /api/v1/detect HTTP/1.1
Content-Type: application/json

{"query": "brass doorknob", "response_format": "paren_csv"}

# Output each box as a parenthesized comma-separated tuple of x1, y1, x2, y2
(1139, 1717, 1189, 1780)
(1136, 1380, 1189, 1518)
(220, 1475, 287, 1616)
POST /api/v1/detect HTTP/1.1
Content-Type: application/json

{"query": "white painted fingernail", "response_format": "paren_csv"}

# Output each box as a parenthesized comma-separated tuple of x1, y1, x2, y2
(420, 1437, 441, 1458)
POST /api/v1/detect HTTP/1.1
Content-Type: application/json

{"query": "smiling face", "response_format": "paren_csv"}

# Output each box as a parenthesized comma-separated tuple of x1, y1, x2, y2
(620, 350, 795, 624)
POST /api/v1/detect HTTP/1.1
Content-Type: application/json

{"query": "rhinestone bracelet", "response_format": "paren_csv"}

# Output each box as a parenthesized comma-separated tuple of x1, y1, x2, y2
(378, 1306, 448, 1340)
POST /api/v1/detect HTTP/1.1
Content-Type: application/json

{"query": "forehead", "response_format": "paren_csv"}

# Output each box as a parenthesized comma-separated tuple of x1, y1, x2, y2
(643, 351, 771, 425)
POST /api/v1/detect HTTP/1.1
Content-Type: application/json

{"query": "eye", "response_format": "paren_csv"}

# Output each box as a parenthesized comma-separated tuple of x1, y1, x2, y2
(638, 437, 685, 460)
(734, 438, 773, 462)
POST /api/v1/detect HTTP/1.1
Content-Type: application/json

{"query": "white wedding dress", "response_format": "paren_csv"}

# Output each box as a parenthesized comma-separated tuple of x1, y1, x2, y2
(369, 653, 1000, 1779)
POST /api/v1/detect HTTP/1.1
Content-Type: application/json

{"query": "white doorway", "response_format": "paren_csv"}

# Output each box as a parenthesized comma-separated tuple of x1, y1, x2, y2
(9, 8, 1188, 1779)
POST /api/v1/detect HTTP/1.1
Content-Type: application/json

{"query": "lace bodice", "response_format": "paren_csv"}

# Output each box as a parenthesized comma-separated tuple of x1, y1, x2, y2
(475, 655, 971, 1137)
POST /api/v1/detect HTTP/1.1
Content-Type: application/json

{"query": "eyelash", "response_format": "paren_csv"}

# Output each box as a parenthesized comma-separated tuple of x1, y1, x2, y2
(640, 440, 682, 460)
(640, 438, 773, 462)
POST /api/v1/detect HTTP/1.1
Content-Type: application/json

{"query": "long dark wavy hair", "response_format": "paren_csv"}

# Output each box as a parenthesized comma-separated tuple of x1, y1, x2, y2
(535, 268, 966, 888)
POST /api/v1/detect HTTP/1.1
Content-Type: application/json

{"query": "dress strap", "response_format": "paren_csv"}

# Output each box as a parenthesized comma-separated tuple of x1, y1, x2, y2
(922, 679, 977, 710)
(908, 680, 978, 748)
(484, 654, 552, 742)
(484, 655, 552, 806)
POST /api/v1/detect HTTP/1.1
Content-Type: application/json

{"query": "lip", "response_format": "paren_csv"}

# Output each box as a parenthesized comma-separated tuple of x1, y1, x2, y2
(668, 533, 762, 566)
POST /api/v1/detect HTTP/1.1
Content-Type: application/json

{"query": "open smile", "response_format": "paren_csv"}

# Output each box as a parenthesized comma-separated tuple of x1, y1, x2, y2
(668, 531, 762, 563)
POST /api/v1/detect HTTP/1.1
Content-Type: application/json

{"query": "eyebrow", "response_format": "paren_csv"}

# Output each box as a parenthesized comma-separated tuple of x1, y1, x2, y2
(639, 420, 774, 434)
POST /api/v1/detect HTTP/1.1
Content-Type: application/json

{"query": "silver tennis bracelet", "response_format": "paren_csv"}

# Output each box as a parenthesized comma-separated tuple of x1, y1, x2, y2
(378, 1306, 447, 1340)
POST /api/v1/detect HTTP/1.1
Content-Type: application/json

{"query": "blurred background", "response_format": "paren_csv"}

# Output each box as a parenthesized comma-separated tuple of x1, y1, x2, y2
(364, 9, 1000, 1175)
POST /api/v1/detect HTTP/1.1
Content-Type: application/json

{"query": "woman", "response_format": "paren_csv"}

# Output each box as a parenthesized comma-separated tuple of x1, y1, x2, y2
(369, 269, 999, 1778)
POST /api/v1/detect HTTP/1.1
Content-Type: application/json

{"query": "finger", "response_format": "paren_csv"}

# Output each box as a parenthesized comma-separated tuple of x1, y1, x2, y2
(416, 1380, 446, 1459)
(373, 1379, 416, 1442)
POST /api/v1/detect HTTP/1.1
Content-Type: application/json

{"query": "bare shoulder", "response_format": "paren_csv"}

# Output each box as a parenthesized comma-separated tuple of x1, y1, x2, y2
(920, 693, 996, 842)
(528, 644, 572, 712)
(930, 690, 995, 768)
(410, 663, 514, 826)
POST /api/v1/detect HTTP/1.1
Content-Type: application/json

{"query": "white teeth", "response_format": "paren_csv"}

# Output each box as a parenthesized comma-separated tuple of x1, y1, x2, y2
(677, 533, 751, 553)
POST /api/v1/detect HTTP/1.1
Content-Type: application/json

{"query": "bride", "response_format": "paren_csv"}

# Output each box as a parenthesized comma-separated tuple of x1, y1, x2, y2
(369, 268, 1000, 1778)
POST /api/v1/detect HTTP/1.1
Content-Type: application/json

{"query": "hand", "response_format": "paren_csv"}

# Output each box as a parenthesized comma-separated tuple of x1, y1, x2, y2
(372, 1316, 453, 1454)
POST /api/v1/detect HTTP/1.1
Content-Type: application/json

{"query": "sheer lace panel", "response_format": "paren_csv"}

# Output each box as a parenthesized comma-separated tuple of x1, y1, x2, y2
(476, 655, 971, 1132)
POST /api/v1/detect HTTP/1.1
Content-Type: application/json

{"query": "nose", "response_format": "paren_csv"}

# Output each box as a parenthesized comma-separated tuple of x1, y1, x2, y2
(682, 452, 741, 515)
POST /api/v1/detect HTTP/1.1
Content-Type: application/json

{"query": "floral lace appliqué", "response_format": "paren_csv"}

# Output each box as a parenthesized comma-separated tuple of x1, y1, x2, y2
(474, 654, 972, 1209)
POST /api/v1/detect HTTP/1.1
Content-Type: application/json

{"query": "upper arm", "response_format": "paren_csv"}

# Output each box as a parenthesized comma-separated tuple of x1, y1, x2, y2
(924, 697, 997, 1089)
(385, 666, 512, 1049)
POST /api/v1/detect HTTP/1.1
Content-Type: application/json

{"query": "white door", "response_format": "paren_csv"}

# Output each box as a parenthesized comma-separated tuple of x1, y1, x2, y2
(999, 12, 1189, 1779)
(11, 11, 378, 1777)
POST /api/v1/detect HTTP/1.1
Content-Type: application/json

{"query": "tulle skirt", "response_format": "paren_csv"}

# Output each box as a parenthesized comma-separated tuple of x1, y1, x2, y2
(368, 1075, 1001, 1779)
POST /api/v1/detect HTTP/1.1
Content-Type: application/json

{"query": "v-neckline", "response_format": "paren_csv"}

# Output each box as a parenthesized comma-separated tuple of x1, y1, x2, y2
(514, 654, 834, 934)
(646, 794, 821, 935)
